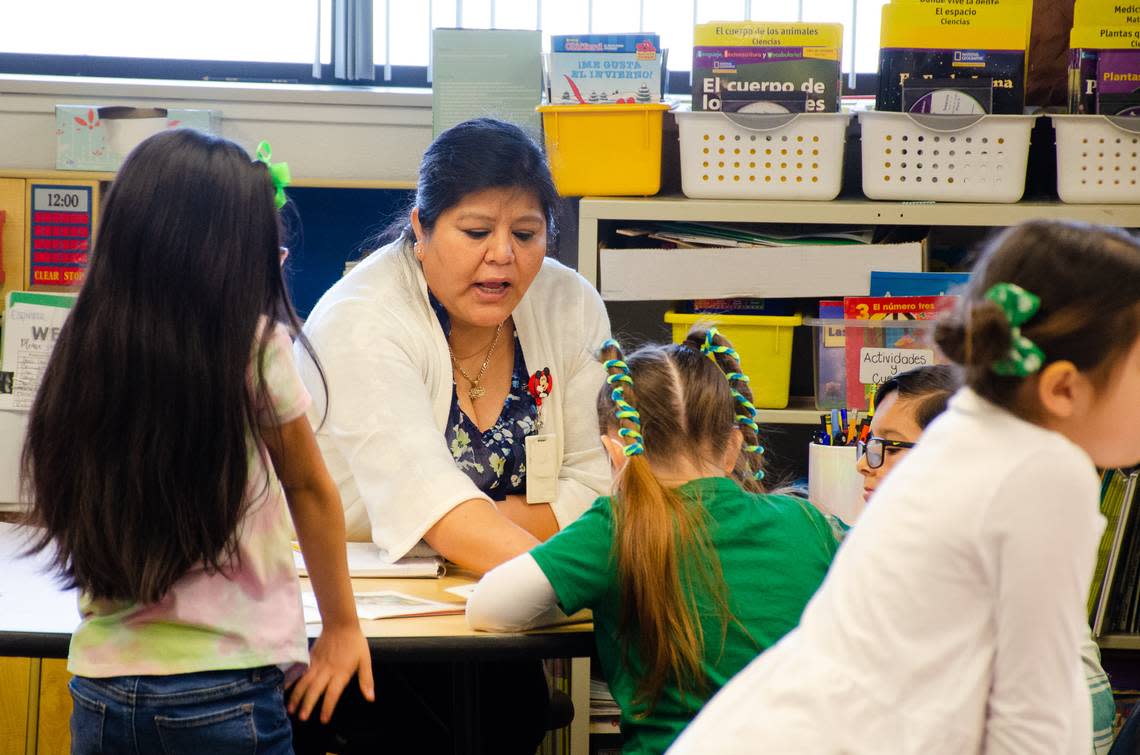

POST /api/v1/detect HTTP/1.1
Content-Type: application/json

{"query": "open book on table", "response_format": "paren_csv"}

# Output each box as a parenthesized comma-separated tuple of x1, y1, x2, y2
(293, 541, 445, 578)
(302, 590, 464, 623)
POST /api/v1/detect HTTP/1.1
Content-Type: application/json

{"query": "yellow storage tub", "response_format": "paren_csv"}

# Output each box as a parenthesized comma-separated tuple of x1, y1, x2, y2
(537, 103, 670, 197)
(664, 310, 802, 409)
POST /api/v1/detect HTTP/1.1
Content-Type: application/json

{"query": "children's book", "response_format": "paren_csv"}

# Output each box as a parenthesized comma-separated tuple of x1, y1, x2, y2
(843, 295, 957, 410)
(302, 590, 463, 623)
(869, 271, 970, 297)
(1097, 470, 1140, 635)
(549, 34, 661, 104)
(877, 3, 1030, 114)
(692, 22, 841, 113)
(431, 28, 542, 137)
(1090, 469, 1135, 623)
(816, 300, 846, 410)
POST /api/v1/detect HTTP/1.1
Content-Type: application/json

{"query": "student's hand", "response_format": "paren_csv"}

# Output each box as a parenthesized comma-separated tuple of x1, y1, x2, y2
(286, 624, 375, 724)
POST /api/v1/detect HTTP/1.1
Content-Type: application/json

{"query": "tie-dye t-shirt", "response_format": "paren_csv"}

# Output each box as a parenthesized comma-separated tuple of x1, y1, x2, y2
(67, 321, 311, 678)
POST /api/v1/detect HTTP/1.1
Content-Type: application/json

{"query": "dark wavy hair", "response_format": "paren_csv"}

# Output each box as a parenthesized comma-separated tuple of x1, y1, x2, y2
(21, 128, 323, 604)
(934, 220, 1140, 415)
(380, 117, 561, 253)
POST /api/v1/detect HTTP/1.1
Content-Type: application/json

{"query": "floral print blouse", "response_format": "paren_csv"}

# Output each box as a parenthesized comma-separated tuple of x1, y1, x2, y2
(431, 293, 538, 499)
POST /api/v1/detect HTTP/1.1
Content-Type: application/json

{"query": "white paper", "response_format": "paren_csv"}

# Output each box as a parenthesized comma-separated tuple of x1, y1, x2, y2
(293, 541, 445, 578)
(302, 590, 462, 621)
(858, 347, 935, 385)
(445, 584, 477, 601)
(0, 296, 75, 411)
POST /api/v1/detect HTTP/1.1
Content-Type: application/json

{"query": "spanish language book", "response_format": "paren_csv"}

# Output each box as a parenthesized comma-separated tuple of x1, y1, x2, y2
(549, 34, 662, 104)
(842, 295, 958, 410)
(691, 22, 842, 113)
(1067, 3, 1140, 115)
(877, 1, 1030, 114)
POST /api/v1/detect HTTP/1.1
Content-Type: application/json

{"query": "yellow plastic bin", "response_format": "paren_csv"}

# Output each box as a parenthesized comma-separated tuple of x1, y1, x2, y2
(664, 310, 802, 409)
(537, 103, 671, 196)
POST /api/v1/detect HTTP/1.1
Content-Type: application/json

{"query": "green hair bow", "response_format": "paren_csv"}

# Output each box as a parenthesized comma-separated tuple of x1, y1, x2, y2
(984, 282, 1045, 377)
(255, 141, 291, 210)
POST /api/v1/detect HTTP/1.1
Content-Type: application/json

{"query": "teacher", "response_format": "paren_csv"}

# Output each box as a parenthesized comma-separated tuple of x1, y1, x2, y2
(297, 117, 611, 574)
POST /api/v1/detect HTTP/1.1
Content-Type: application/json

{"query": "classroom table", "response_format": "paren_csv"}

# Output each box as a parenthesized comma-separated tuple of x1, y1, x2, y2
(0, 523, 596, 754)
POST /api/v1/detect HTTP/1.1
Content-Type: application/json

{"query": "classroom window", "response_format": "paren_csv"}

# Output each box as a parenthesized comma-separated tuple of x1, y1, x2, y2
(0, 0, 331, 64)
(0, 0, 885, 84)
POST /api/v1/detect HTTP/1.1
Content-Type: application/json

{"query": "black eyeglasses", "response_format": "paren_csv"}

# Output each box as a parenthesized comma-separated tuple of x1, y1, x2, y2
(856, 437, 917, 469)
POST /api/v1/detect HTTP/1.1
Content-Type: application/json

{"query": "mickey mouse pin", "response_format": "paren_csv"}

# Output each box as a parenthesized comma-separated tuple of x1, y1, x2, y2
(528, 368, 553, 428)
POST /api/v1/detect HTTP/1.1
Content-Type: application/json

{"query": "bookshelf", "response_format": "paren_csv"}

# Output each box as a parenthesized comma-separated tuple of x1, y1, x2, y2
(578, 196, 1140, 427)
(577, 195, 1140, 290)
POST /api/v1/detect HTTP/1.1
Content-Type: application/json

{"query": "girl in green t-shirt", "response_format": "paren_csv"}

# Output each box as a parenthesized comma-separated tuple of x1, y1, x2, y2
(468, 326, 838, 754)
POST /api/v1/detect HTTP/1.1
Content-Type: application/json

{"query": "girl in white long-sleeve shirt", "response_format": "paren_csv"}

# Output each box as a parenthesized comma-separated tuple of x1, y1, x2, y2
(671, 220, 1140, 755)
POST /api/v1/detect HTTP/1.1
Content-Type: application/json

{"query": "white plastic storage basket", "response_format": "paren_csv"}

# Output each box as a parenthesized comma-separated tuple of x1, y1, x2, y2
(1052, 115, 1140, 204)
(859, 112, 1037, 203)
(676, 111, 850, 200)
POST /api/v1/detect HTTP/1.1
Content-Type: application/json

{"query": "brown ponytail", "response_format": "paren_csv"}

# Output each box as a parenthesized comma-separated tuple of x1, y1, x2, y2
(596, 334, 756, 715)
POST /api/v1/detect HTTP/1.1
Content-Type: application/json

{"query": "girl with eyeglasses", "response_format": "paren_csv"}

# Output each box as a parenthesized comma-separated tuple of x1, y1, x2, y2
(671, 220, 1140, 755)
(855, 365, 961, 504)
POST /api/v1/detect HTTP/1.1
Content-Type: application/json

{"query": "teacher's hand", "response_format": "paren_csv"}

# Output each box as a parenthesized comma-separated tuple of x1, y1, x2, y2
(424, 498, 541, 574)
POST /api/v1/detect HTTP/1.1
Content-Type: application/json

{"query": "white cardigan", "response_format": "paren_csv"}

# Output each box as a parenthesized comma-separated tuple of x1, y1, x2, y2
(296, 239, 612, 561)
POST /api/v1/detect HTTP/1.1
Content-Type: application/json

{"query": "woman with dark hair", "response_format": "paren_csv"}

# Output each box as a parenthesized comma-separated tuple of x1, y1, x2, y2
(295, 118, 610, 752)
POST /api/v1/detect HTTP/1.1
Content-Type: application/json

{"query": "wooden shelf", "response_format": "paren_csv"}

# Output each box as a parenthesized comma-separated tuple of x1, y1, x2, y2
(1096, 634, 1140, 651)
(756, 397, 822, 426)
(579, 195, 1140, 227)
(577, 195, 1140, 288)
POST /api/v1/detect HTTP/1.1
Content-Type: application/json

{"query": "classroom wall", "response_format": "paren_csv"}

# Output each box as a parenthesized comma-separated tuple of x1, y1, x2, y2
(0, 75, 432, 181)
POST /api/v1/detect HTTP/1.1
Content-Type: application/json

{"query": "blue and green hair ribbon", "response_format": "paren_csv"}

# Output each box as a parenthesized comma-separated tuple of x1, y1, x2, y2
(601, 340, 645, 457)
(700, 327, 765, 481)
(984, 282, 1045, 377)
(255, 141, 291, 210)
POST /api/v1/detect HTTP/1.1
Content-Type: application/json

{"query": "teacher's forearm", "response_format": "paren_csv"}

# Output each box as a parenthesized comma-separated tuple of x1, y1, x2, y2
(497, 495, 559, 542)
(423, 499, 540, 574)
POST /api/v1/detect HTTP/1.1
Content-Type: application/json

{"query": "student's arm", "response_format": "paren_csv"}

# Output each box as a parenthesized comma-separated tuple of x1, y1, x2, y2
(466, 553, 569, 631)
(267, 415, 374, 724)
(467, 498, 615, 631)
(423, 500, 540, 574)
(983, 455, 1102, 754)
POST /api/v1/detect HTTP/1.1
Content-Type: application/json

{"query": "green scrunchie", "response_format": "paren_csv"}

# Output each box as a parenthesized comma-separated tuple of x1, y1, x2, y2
(984, 282, 1045, 377)
(255, 141, 291, 210)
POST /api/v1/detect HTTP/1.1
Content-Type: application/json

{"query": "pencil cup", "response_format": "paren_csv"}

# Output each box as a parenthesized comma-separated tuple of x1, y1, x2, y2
(807, 443, 865, 525)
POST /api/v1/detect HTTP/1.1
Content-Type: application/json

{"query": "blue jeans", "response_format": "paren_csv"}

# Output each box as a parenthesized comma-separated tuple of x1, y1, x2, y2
(69, 666, 293, 755)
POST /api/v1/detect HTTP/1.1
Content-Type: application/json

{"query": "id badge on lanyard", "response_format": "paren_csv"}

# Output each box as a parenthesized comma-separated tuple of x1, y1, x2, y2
(525, 368, 557, 504)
